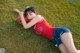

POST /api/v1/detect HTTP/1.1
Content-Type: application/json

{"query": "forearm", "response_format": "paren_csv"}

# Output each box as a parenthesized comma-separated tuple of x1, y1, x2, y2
(19, 13, 27, 29)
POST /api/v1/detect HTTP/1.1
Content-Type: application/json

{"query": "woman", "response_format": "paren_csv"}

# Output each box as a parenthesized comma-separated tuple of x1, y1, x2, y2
(13, 6, 80, 53)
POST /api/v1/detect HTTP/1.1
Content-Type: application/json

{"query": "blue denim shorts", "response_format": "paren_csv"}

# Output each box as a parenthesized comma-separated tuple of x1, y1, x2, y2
(52, 27, 70, 47)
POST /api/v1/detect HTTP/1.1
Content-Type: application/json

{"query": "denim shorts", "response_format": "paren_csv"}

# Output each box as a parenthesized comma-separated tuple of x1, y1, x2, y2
(52, 27, 70, 47)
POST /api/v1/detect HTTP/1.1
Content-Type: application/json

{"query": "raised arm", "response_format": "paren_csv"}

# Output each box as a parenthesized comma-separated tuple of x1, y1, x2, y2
(19, 12, 42, 29)
(13, 8, 43, 29)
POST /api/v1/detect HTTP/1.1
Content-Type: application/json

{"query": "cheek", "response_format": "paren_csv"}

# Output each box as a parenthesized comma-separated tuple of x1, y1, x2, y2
(28, 16, 32, 19)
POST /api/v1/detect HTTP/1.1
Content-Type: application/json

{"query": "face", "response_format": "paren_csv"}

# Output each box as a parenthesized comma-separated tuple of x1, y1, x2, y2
(27, 11, 36, 20)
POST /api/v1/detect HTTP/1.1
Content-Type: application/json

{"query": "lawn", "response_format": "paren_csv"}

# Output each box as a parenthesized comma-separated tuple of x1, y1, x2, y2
(0, 0, 80, 53)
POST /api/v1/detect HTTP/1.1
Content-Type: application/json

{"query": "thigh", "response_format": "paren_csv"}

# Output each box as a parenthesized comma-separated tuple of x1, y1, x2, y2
(52, 27, 70, 47)
(59, 44, 68, 53)
(61, 32, 77, 53)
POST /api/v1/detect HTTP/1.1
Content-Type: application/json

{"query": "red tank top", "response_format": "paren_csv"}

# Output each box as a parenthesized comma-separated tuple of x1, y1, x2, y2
(34, 19, 54, 40)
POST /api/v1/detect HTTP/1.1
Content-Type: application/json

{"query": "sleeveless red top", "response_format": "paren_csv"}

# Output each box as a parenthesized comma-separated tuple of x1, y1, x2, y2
(34, 19, 54, 40)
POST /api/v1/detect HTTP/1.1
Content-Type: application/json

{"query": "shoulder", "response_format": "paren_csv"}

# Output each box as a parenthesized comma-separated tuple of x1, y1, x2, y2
(35, 15, 44, 21)
(36, 15, 42, 17)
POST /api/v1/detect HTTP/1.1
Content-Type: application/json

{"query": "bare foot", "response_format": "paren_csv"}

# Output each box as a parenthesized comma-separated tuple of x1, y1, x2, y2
(13, 9, 20, 14)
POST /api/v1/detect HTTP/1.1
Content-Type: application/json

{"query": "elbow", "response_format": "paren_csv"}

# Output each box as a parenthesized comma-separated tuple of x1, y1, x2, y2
(23, 26, 28, 29)
(23, 25, 30, 29)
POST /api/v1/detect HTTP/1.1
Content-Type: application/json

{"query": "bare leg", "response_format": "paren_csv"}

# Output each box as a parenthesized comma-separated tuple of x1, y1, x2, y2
(61, 32, 77, 53)
(59, 44, 68, 53)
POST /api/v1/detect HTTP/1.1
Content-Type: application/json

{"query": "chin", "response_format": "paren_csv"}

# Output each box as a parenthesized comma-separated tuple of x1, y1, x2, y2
(28, 18, 32, 20)
(28, 16, 34, 20)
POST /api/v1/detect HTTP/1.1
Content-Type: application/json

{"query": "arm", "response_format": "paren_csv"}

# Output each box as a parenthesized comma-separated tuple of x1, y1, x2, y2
(19, 12, 42, 29)
(13, 9, 21, 14)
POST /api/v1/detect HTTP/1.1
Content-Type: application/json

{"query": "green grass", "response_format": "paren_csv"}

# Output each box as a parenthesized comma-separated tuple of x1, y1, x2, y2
(0, 0, 80, 53)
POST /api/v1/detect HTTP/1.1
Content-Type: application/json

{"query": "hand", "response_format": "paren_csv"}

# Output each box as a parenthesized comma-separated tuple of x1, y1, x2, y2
(13, 9, 21, 13)
(19, 12, 24, 16)
(19, 12, 24, 18)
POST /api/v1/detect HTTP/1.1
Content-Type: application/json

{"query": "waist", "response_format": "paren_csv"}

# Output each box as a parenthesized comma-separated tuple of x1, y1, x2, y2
(34, 27, 54, 40)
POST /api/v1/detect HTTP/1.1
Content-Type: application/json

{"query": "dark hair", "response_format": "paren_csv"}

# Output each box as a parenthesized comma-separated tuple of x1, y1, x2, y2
(24, 6, 36, 17)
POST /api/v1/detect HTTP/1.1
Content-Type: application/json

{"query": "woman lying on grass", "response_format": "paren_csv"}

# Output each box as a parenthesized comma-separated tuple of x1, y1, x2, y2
(13, 6, 80, 53)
